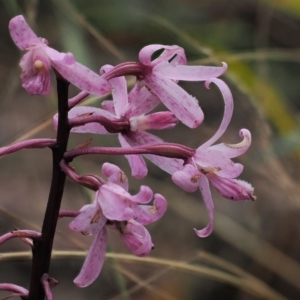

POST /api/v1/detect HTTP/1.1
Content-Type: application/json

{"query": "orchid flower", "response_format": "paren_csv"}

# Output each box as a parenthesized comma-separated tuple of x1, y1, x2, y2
(171, 78, 255, 237)
(56, 64, 182, 178)
(9, 15, 111, 96)
(103, 44, 228, 128)
(69, 163, 167, 287)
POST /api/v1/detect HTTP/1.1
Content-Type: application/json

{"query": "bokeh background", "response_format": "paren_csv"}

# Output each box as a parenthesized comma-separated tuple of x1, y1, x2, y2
(1, 0, 300, 299)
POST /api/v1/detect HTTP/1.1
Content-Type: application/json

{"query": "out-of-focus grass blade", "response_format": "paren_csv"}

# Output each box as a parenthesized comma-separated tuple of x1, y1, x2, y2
(107, 248, 130, 300)
(51, 0, 126, 61)
(197, 49, 300, 64)
(112, 265, 176, 300)
(227, 61, 297, 134)
(0, 251, 287, 300)
(56, 10, 93, 68)
(263, 0, 300, 18)
(2, 0, 22, 16)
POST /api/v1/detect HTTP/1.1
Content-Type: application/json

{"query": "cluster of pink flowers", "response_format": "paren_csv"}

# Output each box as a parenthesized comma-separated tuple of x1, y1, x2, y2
(0, 15, 255, 296)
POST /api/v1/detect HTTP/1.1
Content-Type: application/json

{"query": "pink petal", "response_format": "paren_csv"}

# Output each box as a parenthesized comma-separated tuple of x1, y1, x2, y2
(101, 100, 116, 114)
(101, 162, 129, 191)
(200, 78, 234, 149)
(124, 130, 163, 145)
(123, 131, 184, 174)
(118, 134, 148, 179)
(127, 83, 141, 103)
(126, 85, 160, 117)
(69, 201, 106, 235)
(194, 176, 214, 238)
(129, 112, 178, 131)
(9, 15, 41, 50)
(101, 65, 128, 117)
(97, 183, 135, 221)
(46, 48, 111, 95)
(144, 72, 203, 128)
(146, 153, 184, 175)
(154, 62, 228, 81)
(172, 164, 201, 192)
(19, 50, 51, 95)
(208, 175, 256, 201)
(21, 71, 50, 96)
(135, 193, 168, 225)
(209, 129, 252, 158)
(139, 44, 186, 67)
(130, 185, 153, 204)
(120, 220, 153, 256)
(74, 227, 107, 287)
(194, 149, 244, 178)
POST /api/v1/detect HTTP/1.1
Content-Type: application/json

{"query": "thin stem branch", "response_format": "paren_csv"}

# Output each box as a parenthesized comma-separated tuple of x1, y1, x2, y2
(68, 91, 89, 109)
(64, 143, 195, 161)
(27, 77, 71, 300)
(0, 138, 56, 157)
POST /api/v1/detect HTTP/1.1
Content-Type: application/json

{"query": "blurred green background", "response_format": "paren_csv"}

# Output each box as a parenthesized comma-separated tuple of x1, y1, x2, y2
(1, 0, 300, 299)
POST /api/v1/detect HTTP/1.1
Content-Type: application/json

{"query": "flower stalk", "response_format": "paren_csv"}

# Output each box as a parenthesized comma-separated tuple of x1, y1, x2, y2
(28, 76, 70, 300)
(64, 143, 195, 162)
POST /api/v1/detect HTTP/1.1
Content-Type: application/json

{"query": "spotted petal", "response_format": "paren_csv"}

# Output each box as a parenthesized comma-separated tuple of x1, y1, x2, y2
(74, 227, 107, 287)
(120, 220, 153, 256)
(172, 164, 201, 193)
(135, 193, 168, 225)
(154, 62, 227, 81)
(118, 134, 148, 179)
(69, 200, 106, 235)
(48, 51, 111, 96)
(100, 64, 128, 117)
(102, 162, 129, 191)
(9, 15, 41, 50)
(144, 72, 203, 128)
(208, 175, 256, 201)
(194, 148, 243, 178)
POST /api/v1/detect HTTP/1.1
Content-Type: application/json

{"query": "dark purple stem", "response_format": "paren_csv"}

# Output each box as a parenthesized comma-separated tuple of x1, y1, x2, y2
(64, 143, 195, 162)
(28, 77, 70, 300)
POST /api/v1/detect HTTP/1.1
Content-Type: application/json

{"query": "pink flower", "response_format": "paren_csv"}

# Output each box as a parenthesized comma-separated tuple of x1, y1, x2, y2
(104, 44, 228, 128)
(171, 78, 255, 237)
(9, 15, 111, 96)
(59, 64, 181, 178)
(69, 163, 167, 287)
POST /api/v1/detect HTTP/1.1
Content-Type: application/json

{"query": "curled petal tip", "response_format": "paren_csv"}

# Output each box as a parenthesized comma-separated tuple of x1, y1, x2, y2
(193, 226, 213, 238)
(227, 129, 251, 150)
(221, 62, 228, 72)
(239, 128, 251, 139)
